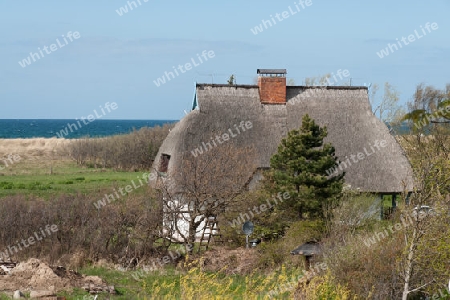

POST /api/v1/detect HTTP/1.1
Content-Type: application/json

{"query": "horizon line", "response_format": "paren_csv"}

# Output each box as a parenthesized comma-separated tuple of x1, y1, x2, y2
(0, 118, 179, 121)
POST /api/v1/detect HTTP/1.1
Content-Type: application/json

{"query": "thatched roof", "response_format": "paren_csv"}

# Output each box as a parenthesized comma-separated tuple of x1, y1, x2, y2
(291, 242, 321, 256)
(151, 84, 414, 193)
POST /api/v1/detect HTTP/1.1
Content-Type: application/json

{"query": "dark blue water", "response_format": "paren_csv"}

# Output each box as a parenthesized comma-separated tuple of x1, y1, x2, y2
(0, 119, 412, 139)
(0, 119, 177, 139)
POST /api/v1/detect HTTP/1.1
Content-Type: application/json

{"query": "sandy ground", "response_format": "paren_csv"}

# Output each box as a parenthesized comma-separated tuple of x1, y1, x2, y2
(0, 138, 73, 161)
(0, 258, 111, 297)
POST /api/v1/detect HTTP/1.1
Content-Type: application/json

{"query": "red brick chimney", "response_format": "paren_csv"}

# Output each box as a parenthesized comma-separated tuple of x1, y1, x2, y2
(257, 69, 287, 104)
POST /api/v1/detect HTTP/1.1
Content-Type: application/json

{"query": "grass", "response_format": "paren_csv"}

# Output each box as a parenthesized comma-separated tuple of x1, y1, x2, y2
(0, 159, 150, 199)
(56, 266, 146, 299)
(55, 264, 300, 300)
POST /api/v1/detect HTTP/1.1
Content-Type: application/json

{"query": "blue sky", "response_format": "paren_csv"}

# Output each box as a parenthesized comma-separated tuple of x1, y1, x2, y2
(1, 0, 449, 120)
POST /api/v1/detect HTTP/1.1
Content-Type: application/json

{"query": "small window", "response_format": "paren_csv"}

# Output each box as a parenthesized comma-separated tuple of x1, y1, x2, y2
(159, 154, 171, 173)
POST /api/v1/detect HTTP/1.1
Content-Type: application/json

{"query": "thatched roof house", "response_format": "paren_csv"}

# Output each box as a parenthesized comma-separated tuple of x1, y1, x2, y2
(151, 69, 413, 195)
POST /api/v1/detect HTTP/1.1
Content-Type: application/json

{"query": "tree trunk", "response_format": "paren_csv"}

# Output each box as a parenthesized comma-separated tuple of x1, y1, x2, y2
(188, 218, 196, 253)
(402, 227, 418, 300)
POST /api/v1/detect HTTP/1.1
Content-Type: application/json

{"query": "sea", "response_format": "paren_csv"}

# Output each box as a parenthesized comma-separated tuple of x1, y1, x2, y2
(0, 119, 177, 139)
(0, 119, 412, 139)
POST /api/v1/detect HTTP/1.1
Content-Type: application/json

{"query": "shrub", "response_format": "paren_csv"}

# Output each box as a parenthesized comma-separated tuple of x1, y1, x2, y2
(294, 272, 355, 300)
(256, 220, 325, 270)
(0, 181, 14, 189)
(66, 124, 172, 171)
(0, 189, 163, 268)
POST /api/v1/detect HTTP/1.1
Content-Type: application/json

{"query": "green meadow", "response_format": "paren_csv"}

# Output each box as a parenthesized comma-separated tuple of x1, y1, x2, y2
(0, 159, 149, 199)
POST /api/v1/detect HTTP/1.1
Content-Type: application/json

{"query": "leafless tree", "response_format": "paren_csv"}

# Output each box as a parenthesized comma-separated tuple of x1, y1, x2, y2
(397, 121, 450, 300)
(371, 82, 404, 123)
(158, 144, 256, 248)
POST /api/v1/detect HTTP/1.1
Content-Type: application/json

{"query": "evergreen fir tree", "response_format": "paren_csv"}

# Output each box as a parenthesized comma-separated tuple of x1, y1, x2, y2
(267, 114, 344, 220)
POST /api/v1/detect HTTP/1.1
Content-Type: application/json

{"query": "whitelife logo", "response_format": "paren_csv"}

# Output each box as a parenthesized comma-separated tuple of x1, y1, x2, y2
(413, 104, 450, 130)
(267, 262, 328, 298)
(324, 69, 350, 86)
(153, 50, 215, 87)
(115, 0, 150, 16)
(190, 121, 253, 158)
(93, 172, 157, 209)
(18, 31, 81, 68)
(228, 192, 290, 228)
(131, 244, 194, 278)
(362, 208, 434, 247)
(0, 154, 21, 171)
(55, 102, 118, 138)
(250, 0, 312, 35)
(326, 140, 387, 176)
(376, 22, 438, 58)
(0, 225, 58, 260)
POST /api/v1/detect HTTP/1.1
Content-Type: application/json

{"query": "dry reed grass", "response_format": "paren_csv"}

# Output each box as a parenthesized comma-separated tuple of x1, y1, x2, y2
(0, 138, 73, 161)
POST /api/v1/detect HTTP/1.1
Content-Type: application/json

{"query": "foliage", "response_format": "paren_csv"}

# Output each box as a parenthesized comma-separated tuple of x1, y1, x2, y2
(403, 99, 450, 130)
(397, 91, 450, 298)
(67, 124, 172, 171)
(402, 83, 450, 131)
(328, 190, 380, 236)
(295, 272, 355, 300)
(177, 259, 301, 299)
(221, 189, 294, 244)
(221, 190, 271, 245)
(316, 120, 450, 299)
(322, 217, 405, 299)
(0, 190, 163, 267)
(256, 220, 325, 269)
(80, 259, 303, 299)
(414, 212, 450, 299)
(410, 83, 450, 112)
(265, 114, 344, 221)
(227, 74, 235, 85)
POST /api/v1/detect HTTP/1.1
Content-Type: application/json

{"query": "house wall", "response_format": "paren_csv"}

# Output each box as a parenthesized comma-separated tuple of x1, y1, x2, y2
(163, 200, 219, 242)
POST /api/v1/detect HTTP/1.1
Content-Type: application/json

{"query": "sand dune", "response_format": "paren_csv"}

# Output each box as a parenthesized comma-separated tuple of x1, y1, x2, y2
(0, 138, 73, 161)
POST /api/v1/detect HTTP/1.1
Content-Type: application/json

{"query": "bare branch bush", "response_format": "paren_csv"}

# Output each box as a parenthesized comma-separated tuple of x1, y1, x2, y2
(159, 144, 256, 247)
(317, 123, 450, 299)
(66, 124, 172, 171)
(396, 123, 450, 299)
(0, 187, 163, 269)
